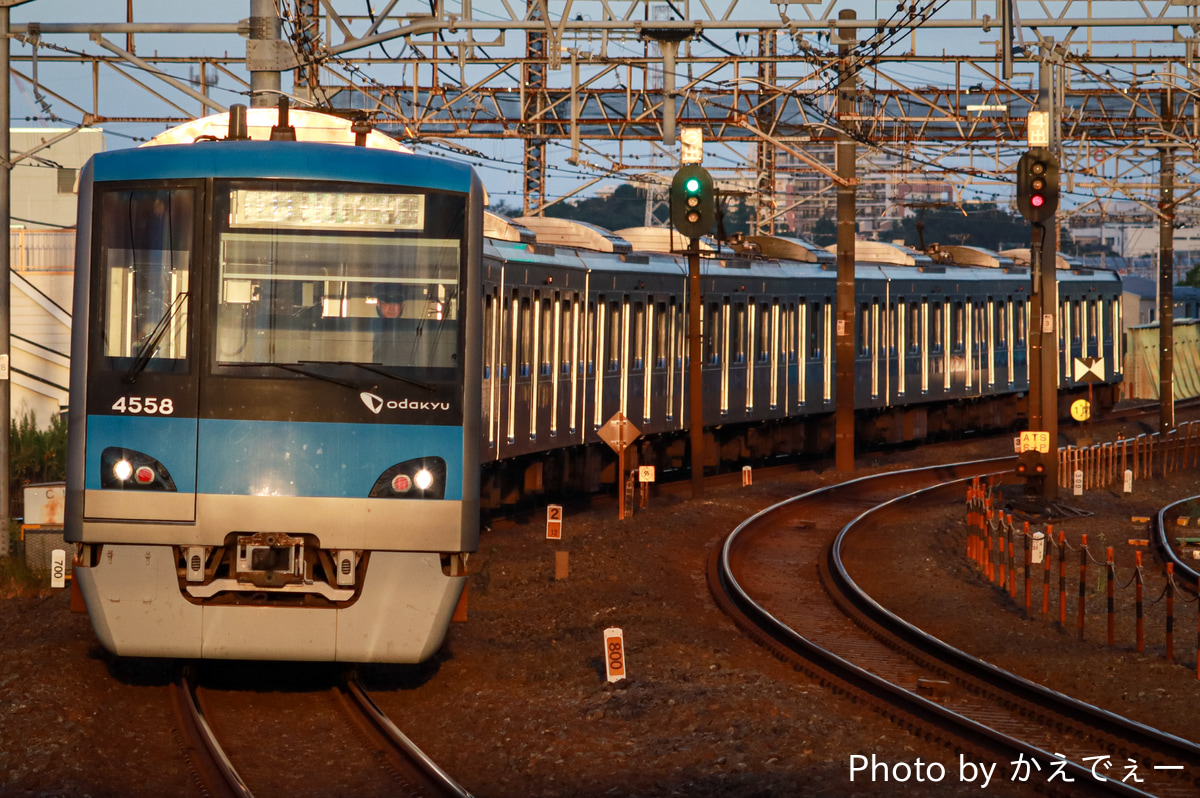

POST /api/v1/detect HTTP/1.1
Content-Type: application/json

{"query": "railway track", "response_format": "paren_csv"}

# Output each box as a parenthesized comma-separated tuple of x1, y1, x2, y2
(170, 667, 472, 798)
(1155, 496, 1200, 594)
(711, 461, 1200, 797)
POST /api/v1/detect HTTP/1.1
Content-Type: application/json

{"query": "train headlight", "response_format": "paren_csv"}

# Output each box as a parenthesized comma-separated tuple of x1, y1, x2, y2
(370, 457, 446, 500)
(100, 447, 178, 491)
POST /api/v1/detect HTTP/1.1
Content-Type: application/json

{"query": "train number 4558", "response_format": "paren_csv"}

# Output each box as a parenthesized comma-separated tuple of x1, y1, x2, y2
(111, 396, 175, 415)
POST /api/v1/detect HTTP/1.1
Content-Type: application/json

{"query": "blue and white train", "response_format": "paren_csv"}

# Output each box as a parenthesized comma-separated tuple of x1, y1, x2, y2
(66, 105, 482, 662)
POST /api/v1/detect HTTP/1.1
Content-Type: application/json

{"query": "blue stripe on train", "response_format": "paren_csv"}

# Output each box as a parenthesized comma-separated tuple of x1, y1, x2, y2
(92, 142, 474, 193)
(86, 415, 464, 500)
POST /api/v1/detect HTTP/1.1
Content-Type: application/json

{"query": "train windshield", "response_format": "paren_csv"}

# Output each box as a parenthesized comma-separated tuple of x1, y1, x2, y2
(213, 182, 465, 375)
(96, 188, 194, 374)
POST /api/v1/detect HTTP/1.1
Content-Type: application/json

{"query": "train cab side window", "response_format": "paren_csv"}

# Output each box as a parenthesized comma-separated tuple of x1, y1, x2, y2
(97, 188, 194, 370)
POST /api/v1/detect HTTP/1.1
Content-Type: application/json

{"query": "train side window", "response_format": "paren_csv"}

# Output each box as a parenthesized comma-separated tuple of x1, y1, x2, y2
(997, 301, 1008, 348)
(930, 303, 942, 352)
(733, 302, 747, 364)
(808, 301, 822, 360)
(1015, 300, 1027, 344)
(504, 292, 518, 380)
(705, 302, 720, 364)
(587, 300, 597, 376)
(909, 302, 920, 353)
(785, 303, 796, 363)
(607, 300, 621, 372)
(1072, 300, 1082, 345)
(539, 295, 553, 377)
(483, 294, 494, 380)
(952, 302, 964, 352)
(632, 301, 646, 371)
(758, 302, 770, 362)
(518, 296, 532, 378)
(858, 302, 869, 356)
(1088, 299, 1098, 342)
(655, 301, 668, 369)
(561, 297, 574, 375)
(97, 187, 194, 368)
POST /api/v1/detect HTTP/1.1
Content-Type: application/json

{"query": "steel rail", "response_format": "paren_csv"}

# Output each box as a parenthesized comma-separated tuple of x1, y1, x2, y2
(170, 669, 254, 798)
(340, 673, 474, 798)
(713, 461, 1197, 796)
(1155, 495, 1200, 591)
(831, 477, 1200, 795)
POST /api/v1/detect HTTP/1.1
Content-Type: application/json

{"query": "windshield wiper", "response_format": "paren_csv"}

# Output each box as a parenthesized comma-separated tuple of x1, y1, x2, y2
(124, 292, 189, 384)
(298, 360, 437, 393)
(221, 362, 360, 390)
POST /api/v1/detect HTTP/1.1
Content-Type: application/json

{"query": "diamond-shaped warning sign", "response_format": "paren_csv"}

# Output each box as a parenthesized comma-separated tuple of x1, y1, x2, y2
(597, 412, 641, 454)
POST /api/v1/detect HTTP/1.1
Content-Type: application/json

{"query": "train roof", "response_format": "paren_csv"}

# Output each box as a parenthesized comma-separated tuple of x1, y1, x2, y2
(143, 108, 409, 151)
(927, 244, 1017, 269)
(89, 140, 476, 194)
(512, 216, 634, 254)
(825, 240, 934, 267)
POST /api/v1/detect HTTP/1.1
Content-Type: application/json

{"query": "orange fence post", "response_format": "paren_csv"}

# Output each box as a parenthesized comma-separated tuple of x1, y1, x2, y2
(1135, 551, 1144, 654)
(1078, 534, 1087, 641)
(1058, 530, 1067, 626)
(1007, 515, 1016, 599)
(1042, 524, 1053, 619)
(1107, 547, 1115, 647)
(1024, 522, 1032, 610)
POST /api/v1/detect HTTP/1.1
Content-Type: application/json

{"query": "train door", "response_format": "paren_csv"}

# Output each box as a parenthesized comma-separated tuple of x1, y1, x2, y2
(84, 184, 201, 523)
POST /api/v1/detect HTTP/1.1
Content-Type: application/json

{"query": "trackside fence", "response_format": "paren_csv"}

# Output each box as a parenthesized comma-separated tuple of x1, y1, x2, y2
(1056, 420, 1200, 491)
(965, 476, 1200, 681)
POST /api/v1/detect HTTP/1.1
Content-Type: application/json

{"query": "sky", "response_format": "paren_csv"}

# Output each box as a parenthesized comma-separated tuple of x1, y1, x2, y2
(10, 1, 1196, 213)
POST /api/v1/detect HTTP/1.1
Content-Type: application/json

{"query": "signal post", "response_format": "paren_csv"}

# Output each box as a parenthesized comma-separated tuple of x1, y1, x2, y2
(670, 135, 715, 499)
(1016, 112, 1061, 499)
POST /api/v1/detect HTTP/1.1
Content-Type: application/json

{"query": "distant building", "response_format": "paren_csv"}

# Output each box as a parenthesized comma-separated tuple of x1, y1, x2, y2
(8, 128, 106, 426)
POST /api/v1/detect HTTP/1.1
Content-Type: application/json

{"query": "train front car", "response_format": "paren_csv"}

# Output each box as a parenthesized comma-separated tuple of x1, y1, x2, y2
(65, 136, 483, 663)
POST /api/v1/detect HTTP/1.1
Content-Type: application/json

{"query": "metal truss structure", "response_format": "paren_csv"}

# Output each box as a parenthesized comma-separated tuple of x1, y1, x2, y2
(9, 1, 1200, 228)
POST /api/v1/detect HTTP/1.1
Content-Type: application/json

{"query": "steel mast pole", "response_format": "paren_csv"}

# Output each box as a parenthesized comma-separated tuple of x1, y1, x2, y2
(1159, 90, 1176, 434)
(835, 10, 857, 473)
(0, 4, 10, 557)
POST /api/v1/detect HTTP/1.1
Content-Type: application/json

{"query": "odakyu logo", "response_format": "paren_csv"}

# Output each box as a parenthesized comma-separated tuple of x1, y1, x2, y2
(360, 391, 450, 414)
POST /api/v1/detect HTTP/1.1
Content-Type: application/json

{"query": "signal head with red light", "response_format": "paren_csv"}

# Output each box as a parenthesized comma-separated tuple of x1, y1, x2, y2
(1016, 148, 1059, 223)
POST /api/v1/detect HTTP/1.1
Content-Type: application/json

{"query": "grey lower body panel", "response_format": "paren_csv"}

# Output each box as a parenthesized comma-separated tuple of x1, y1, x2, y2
(74, 545, 465, 663)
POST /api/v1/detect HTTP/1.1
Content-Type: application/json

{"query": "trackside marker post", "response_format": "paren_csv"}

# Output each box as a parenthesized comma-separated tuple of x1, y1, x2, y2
(603, 627, 627, 683)
(1124, 469, 1133, 494)
(546, 504, 563, 540)
(742, 465, 752, 486)
(51, 549, 66, 589)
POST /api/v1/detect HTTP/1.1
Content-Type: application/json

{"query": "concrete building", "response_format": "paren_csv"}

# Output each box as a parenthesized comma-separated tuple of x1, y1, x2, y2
(8, 128, 106, 427)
